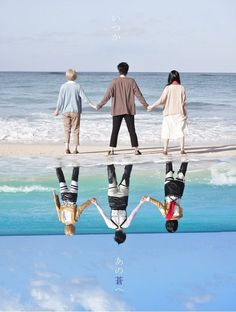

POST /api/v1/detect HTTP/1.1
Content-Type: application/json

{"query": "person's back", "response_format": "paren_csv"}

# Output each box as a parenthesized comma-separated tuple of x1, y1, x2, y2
(109, 76, 139, 116)
(162, 84, 186, 116)
(58, 81, 83, 113)
(54, 69, 92, 154)
(95, 62, 148, 155)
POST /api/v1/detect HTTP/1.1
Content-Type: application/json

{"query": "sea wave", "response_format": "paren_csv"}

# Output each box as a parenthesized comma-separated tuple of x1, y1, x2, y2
(0, 185, 53, 193)
(0, 111, 236, 146)
(210, 167, 236, 186)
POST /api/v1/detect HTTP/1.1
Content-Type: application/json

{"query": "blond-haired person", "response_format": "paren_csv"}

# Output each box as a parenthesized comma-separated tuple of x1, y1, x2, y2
(54, 69, 92, 154)
(53, 167, 92, 236)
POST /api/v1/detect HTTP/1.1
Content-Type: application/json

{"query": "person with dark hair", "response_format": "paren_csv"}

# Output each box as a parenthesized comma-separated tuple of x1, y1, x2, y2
(143, 161, 188, 233)
(91, 164, 145, 244)
(93, 62, 149, 155)
(147, 70, 188, 155)
(53, 167, 92, 236)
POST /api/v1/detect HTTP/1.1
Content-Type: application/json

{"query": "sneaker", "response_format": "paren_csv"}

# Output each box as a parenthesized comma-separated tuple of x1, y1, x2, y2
(65, 149, 71, 154)
(72, 150, 79, 154)
(135, 150, 142, 155)
(108, 150, 115, 156)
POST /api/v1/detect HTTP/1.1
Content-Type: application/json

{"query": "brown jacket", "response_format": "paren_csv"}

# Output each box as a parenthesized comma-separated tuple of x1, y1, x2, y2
(97, 76, 148, 116)
(149, 197, 183, 220)
(53, 191, 91, 225)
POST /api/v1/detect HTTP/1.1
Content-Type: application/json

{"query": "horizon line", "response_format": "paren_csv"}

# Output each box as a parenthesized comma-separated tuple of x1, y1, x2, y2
(0, 70, 236, 74)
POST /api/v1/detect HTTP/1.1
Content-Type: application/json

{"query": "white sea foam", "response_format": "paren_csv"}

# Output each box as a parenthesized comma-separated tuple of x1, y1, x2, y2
(1, 112, 236, 146)
(210, 166, 236, 186)
(0, 185, 53, 193)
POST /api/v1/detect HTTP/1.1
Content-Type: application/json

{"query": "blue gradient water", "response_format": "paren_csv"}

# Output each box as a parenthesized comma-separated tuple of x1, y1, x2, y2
(0, 157, 235, 235)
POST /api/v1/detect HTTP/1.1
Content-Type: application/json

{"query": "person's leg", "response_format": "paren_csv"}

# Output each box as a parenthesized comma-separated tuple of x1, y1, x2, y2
(107, 164, 118, 196)
(165, 161, 174, 183)
(176, 162, 188, 182)
(56, 167, 69, 193)
(180, 136, 186, 154)
(63, 113, 72, 153)
(71, 113, 80, 153)
(124, 115, 140, 153)
(109, 115, 123, 153)
(70, 167, 79, 201)
(163, 139, 169, 155)
(119, 164, 132, 196)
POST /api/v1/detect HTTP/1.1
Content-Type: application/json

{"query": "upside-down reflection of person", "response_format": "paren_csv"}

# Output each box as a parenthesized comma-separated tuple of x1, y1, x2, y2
(143, 161, 188, 232)
(91, 164, 145, 244)
(53, 167, 92, 236)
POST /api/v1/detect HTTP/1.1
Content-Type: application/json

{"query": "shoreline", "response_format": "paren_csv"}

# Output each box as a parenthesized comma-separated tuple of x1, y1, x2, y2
(0, 143, 236, 158)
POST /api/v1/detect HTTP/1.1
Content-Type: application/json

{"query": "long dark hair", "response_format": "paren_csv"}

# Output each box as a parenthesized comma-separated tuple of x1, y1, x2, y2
(167, 70, 181, 85)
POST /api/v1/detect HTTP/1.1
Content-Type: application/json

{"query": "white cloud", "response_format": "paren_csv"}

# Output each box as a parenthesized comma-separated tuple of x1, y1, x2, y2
(29, 275, 131, 312)
(184, 294, 212, 311)
(0, 273, 130, 312)
(0, 289, 28, 311)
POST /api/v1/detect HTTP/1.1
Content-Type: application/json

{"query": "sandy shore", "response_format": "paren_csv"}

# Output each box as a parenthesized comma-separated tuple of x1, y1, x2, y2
(0, 143, 236, 158)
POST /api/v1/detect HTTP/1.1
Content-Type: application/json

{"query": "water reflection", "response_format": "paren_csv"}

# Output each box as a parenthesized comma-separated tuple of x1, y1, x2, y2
(143, 161, 188, 233)
(54, 167, 92, 236)
(0, 157, 236, 235)
(91, 164, 144, 244)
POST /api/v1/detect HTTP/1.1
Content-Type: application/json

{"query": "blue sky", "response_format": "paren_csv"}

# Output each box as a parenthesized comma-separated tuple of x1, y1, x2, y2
(0, 233, 235, 311)
(0, 0, 236, 72)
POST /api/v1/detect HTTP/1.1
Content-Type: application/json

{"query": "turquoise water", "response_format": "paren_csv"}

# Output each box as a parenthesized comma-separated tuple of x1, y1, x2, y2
(1, 157, 235, 235)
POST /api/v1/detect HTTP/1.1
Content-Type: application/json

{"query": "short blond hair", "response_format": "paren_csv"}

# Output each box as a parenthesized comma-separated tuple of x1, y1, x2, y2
(64, 224, 76, 236)
(66, 69, 77, 81)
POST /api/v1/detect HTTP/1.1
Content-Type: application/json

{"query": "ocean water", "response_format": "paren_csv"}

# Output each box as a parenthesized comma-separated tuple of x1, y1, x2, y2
(0, 72, 236, 146)
(0, 156, 236, 236)
(0, 72, 236, 236)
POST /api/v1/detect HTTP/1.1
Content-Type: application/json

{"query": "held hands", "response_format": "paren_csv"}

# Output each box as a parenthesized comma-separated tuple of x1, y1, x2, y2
(90, 197, 97, 204)
(147, 105, 153, 112)
(141, 195, 150, 203)
(89, 103, 100, 111)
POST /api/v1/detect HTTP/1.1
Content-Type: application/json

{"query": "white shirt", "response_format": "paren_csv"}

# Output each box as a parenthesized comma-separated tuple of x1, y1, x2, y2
(93, 200, 144, 229)
(62, 210, 73, 225)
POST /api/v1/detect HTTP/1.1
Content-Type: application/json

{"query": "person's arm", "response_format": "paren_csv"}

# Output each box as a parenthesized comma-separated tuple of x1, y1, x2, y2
(90, 198, 116, 229)
(143, 195, 166, 217)
(53, 191, 61, 221)
(172, 205, 183, 220)
(54, 86, 64, 116)
(122, 197, 146, 228)
(79, 86, 92, 107)
(75, 199, 92, 221)
(96, 81, 114, 110)
(182, 87, 187, 117)
(133, 80, 148, 110)
(147, 87, 168, 111)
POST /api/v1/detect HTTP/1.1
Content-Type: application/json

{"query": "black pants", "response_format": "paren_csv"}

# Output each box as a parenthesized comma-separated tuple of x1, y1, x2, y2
(110, 114, 138, 147)
(107, 164, 132, 210)
(164, 162, 188, 198)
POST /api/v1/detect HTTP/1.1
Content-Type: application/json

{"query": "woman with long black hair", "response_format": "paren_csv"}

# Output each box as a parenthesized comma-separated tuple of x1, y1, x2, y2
(148, 70, 188, 155)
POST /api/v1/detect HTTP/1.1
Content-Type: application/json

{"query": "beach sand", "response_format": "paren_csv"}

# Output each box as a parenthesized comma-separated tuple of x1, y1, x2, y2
(0, 143, 236, 158)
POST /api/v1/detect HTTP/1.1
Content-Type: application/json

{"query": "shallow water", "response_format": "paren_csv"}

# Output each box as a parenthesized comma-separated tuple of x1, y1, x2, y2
(1, 156, 235, 236)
